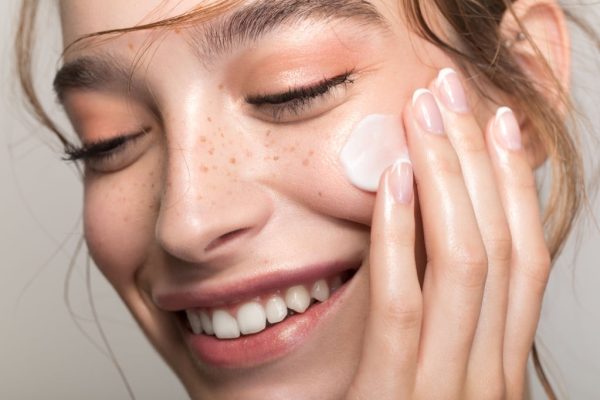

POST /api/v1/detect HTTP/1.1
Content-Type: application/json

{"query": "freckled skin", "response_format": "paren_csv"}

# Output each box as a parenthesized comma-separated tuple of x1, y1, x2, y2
(57, 0, 495, 398)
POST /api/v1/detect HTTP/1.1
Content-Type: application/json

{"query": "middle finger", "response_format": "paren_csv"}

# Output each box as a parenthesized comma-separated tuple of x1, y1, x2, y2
(404, 83, 487, 397)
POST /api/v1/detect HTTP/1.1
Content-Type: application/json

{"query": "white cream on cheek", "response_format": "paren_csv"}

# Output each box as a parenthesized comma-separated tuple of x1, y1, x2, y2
(339, 114, 409, 192)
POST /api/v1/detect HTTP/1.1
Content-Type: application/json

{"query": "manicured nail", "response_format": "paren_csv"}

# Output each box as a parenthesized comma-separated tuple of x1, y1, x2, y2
(494, 107, 522, 151)
(436, 68, 469, 113)
(412, 89, 445, 135)
(388, 158, 413, 204)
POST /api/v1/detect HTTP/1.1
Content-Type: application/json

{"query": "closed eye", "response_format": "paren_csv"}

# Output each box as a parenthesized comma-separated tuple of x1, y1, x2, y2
(64, 128, 150, 163)
(245, 70, 355, 122)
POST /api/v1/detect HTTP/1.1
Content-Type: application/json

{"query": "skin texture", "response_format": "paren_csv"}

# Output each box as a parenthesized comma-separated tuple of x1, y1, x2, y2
(58, 0, 569, 398)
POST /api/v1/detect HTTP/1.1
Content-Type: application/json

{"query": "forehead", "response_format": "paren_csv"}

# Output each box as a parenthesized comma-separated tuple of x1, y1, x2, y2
(59, 0, 397, 48)
(60, 0, 190, 43)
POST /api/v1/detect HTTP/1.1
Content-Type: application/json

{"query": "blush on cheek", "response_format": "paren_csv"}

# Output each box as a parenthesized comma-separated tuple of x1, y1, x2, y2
(83, 181, 157, 289)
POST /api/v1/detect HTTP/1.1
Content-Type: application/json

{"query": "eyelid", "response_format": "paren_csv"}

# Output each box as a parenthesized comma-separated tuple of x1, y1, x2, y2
(64, 127, 151, 162)
(245, 70, 355, 105)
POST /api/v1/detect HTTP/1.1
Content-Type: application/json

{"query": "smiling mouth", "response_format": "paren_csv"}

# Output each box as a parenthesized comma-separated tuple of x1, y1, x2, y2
(179, 269, 357, 339)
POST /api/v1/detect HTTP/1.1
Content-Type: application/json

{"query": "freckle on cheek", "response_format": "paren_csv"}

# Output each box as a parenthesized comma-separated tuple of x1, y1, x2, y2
(208, 148, 215, 155)
(200, 165, 209, 173)
(273, 156, 280, 161)
(303, 159, 310, 166)
(200, 136, 207, 143)
(207, 117, 212, 122)
(230, 158, 237, 164)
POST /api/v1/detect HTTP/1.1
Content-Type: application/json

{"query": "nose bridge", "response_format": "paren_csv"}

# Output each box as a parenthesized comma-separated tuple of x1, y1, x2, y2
(155, 111, 270, 264)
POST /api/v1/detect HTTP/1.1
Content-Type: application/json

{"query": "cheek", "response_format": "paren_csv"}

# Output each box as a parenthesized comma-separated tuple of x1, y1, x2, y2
(83, 157, 161, 290)
(252, 111, 378, 227)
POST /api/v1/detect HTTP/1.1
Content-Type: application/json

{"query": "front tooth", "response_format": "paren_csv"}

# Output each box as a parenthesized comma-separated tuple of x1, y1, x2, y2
(186, 310, 203, 334)
(285, 285, 311, 313)
(237, 301, 267, 335)
(265, 295, 287, 324)
(311, 279, 330, 302)
(212, 310, 240, 339)
(200, 311, 214, 335)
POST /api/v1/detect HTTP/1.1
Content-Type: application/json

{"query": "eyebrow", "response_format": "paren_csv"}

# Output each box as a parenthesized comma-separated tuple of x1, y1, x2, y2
(53, 0, 388, 101)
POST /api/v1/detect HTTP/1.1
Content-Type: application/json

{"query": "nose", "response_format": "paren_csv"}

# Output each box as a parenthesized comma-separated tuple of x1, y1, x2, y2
(155, 132, 272, 265)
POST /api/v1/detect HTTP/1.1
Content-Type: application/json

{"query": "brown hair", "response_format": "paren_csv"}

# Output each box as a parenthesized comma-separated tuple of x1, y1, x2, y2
(15, 0, 595, 398)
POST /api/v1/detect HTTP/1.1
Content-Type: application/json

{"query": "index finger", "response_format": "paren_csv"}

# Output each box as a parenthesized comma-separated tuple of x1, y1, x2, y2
(348, 158, 421, 400)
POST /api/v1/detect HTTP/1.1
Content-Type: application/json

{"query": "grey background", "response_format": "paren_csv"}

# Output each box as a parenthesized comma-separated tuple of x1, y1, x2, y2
(1, 1, 599, 399)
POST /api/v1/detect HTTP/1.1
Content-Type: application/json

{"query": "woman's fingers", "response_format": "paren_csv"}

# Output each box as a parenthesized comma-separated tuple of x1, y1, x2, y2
(432, 70, 512, 397)
(348, 156, 421, 399)
(404, 87, 488, 398)
(486, 107, 552, 397)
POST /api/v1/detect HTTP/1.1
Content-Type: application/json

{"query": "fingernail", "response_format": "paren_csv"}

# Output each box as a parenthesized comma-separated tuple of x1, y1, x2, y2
(339, 114, 407, 192)
(494, 107, 522, 151)
(388, 158, 413, 204)
(412, 89, 445, 135)
(436, 68, 469, 113)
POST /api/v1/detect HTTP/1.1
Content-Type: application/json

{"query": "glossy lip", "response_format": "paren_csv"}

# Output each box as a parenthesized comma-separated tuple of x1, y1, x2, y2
(153, 259, 362, 310)
(182, 270, 358, 369)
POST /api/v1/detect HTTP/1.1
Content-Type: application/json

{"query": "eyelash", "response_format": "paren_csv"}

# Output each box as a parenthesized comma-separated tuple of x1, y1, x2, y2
(65, 71, 355, 162)
(64, 128, 149, 163)
(245, 70, 355, 121)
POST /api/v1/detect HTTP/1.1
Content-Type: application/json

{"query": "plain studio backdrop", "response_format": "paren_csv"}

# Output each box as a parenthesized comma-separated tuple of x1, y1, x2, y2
(1, 2, 599, 399)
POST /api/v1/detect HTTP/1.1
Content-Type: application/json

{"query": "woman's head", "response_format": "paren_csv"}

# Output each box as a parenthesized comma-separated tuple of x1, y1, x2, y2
(17, 0, 581, 398)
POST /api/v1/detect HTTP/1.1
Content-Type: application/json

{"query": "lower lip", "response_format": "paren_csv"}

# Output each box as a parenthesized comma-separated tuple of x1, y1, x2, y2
(183, 277, 354, 369)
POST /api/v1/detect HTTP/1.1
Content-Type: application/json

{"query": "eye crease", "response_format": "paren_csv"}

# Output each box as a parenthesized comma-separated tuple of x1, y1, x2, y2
(245, 70, 356, 121)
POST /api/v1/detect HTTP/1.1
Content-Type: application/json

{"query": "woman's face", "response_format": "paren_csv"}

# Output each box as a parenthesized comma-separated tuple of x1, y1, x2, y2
(59, 0, 486, 398)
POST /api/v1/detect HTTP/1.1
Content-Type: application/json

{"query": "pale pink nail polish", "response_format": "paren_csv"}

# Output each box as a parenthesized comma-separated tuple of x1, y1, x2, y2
(412, 89, 445, 135)
(436, 68, 469, 113)
(494, 107, 522, 151)
(389, 160, 413, 204)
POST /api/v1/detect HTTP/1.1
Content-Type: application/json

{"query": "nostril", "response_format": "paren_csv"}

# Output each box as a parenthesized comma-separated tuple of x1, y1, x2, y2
(204, 228, 250, 252)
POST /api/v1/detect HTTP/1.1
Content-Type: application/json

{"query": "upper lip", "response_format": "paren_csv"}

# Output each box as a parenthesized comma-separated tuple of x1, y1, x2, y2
(153, 259, 362, 311)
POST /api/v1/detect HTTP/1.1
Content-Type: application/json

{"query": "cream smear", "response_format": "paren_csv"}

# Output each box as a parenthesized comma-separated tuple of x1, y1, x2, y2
(339, 114, 408, 192)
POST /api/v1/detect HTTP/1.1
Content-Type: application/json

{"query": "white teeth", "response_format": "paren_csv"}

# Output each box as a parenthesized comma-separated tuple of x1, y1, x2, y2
(330, 276, 342, 292)
(186, 310, 203, 334)
(311, 279, 330, 302)
(200, 311, 214, 335)
(265, 295, 287, 324)
(212, 310, 240, 339)
(186, 274, 350, 338)
(236, 302, 267, 335)
(285, 285, 311, 313)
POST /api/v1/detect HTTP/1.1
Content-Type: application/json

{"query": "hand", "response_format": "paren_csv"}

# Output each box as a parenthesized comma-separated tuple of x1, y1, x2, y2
(346, 68, 551, 400)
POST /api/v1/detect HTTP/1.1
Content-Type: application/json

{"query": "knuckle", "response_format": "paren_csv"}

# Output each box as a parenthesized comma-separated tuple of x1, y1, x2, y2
(453, 131, 487, 154)
(517, 249, 552, 286)
(484, 235, 513, 265)
(379, 298, 423, 330)
(444, 247, 489, 287)
(373, 227, 415, 249)
(425, 150, 462, 177)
